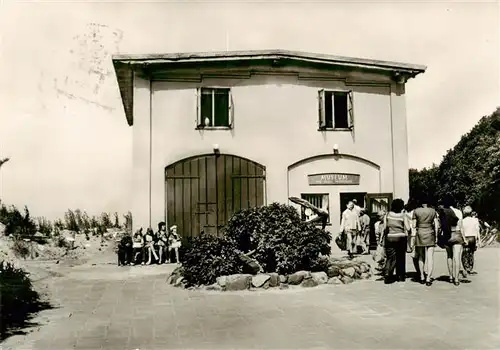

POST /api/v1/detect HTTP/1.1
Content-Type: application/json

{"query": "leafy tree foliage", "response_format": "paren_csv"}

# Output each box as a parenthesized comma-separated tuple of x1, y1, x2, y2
(409, 108, 500, 224)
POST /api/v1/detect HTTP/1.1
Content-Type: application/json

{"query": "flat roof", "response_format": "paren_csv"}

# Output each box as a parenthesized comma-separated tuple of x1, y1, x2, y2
(113, 49, 427, 126)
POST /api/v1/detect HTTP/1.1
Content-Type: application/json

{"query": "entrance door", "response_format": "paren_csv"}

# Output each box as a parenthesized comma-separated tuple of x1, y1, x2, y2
(165, 154, 266, 239)
(339, 192, 366, 217)
(366, 193, 393, 249)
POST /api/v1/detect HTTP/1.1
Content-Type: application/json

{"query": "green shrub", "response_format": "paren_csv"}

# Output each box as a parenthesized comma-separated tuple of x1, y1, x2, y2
(181, 234, 242, 286)
(224, 203, 331, 275)
(0, 260, 51, 340)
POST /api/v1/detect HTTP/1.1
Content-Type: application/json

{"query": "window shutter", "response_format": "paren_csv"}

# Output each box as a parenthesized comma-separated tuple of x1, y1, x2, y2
(318, 89, 326, 129)
(347, 90, 354, 129)
(196, 88, 203, 128)
(228, 89, 234, 128)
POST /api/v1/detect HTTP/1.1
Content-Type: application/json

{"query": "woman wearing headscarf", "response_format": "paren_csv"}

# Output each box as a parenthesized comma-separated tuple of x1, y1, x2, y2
(381, 198, 411, 284)
(412, 197, 440, 286)
(461, 206, 480, 275)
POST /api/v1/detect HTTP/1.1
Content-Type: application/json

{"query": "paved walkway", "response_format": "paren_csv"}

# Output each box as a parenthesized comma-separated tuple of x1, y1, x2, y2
(3, 249, 500, 350)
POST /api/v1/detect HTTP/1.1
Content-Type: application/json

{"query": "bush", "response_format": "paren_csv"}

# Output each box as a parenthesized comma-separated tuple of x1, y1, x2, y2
(182, 234, 242, 286)
(224, 203, 331, 275)
(0, 260, 50, 340)
(11, 239, 31, 259)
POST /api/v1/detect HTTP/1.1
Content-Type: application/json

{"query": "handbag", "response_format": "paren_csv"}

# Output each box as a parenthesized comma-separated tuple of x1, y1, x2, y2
(335, 232, 347, 251)
(373, 245, 385, 263)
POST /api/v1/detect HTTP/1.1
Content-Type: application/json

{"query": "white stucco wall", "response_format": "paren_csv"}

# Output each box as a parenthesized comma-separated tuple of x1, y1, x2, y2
(130, 72, 408, 232)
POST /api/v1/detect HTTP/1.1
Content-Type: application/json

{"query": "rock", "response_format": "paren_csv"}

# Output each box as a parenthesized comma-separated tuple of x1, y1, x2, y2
(55, 260, 59, 264)
(311, 271, 328, 285)
(225, 274, 252, 291)
(301, 278, 319, 288)
(328, 277, 342, 285)
(360, 272, 371, 280)
(174, 276, 185, 287)
(287, 271, 311, 285)
(171, 266, 184, 277)
(262, 280, 270, 289)
(217, 276, 228, 288)
(205, 283, 222, 291)
(269, 273, 280, 287)
(342, 267, 356, 278)
(353, 265, 362, 275)
(239, 254, 262, 274)
(252, 274, 271, 288)
(279, 284, 289, 290)
(279, 275, 287, 284)
(359, 263, 370, 273)
(327, 265, 341, 278)
(341, 276, 353, 284)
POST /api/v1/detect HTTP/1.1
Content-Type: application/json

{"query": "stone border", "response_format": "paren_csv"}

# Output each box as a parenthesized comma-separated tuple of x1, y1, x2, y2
(167, 258, 373, 291)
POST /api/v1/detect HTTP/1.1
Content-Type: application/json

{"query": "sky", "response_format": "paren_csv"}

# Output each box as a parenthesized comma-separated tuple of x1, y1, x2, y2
(0, 0, 498, 221)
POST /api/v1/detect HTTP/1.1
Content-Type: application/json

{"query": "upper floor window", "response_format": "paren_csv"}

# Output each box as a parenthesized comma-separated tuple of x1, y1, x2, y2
(318, 90, 354, 130)
(197, 88, 233, 129)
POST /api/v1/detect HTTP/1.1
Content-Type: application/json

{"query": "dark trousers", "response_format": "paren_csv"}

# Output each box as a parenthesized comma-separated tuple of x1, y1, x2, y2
(384, 238, 407, 280)
(462, 237, 477, 272)
(118, 247, 132, 266)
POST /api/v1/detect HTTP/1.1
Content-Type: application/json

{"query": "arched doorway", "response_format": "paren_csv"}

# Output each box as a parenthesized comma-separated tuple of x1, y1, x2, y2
(165, 154, 266, 238)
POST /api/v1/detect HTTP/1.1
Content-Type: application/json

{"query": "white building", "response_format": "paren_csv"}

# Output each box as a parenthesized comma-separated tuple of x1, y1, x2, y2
(113, 49, 426, 241)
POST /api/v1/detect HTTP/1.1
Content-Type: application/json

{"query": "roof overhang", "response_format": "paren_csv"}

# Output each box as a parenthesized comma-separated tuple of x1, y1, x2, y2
(112, 49, 427, 126)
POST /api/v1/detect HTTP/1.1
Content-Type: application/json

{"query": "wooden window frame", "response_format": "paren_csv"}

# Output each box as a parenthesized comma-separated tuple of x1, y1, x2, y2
(318, 89, 354, 132)
(196, 87, 234, 130)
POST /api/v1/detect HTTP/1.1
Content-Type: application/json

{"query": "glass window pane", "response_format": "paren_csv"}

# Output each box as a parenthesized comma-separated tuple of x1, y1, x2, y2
(200, 89, 213, 126)
(334, 92, 348, 128)
(213, 89, 229, 126)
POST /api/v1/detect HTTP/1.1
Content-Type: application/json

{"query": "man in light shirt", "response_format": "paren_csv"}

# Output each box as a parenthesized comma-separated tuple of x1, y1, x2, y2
(352, 199, 362, 216)
(340, 201, 361, 258)
(461, 206, 480, 274)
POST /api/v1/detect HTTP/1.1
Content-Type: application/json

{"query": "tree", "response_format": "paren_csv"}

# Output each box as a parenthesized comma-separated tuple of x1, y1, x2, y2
(74, 209, 84, 232)
(90, 215, 99, 229)
(113, 212, 120, 228)
(409, 107, 500, 224)
(123, 212, 132, 233)
(37, 217, 52, 236)
(100, 212, 112, 229)
(81, 211, 91, 231)
(64, 210, 79, 232)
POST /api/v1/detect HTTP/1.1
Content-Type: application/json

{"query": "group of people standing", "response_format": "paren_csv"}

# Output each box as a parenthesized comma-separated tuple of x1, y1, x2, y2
(340, 197, 483, 286)
(117, 222, 182, 266)
(339, 199, 372, 255)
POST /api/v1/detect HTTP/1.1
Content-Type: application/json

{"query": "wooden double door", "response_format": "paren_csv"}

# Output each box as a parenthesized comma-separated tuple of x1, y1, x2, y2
(165, 154, 266, 239)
